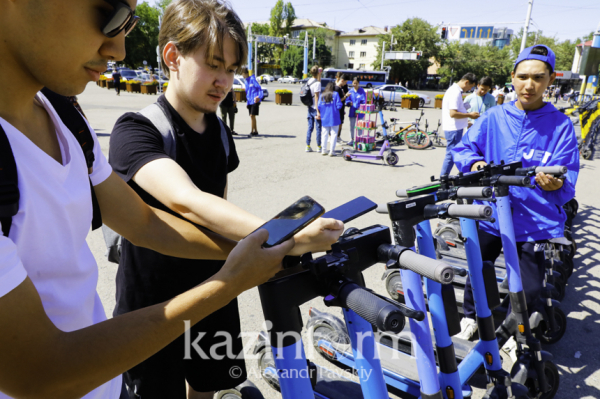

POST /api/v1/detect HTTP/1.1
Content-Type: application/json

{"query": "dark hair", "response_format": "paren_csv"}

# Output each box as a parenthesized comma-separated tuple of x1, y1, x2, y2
(479, 76, 493, 88)
(353, 77, 360, 84)
(322, 82, 335, 102)
(336, 71, 342, 78)
(515, 46, 554, 74)
(341, 73, 351, 81)
(461, 73, 477, 84)
(504, 86, 509, 94)
(310, 65, 320, 77)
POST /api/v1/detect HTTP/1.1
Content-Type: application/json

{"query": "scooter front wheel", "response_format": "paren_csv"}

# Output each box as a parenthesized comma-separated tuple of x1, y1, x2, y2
(255, 345, 281, 392)
(384, 270, 405, 303)
(527, 361, 560, 399)
(536, 307, 567, 345)
(405, 129, 431, 150)
(309, 322, 351, 361)
(384, 150, 399, 166)
(342, 149, 353, 161)
(215, 380, 265, 399)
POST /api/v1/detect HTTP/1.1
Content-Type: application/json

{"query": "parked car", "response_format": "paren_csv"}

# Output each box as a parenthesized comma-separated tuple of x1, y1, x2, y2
(232, 77, 269, 99)
(260, 74, 275, 82)
(373, 85, 431, 107)
(278, 76, 299, 84)
(115, 69, 139, 82)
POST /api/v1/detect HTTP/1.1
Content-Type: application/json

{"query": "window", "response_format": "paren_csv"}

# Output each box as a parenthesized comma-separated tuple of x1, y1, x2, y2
(349, 51, 355, 58)
(360, 51, 367, 58)
(291, 30, 300, 38)
(395, 87, 407, 93)
(349, 40, 356, 46)
(361, 39, 368, 45)
(359, 63, 366, 69)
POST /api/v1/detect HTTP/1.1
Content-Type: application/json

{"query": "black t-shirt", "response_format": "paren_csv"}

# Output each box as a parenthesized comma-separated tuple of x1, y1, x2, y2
(220, 91, 235, 108)
(334, 85, 347, 116)
(109, 95, 239, 314)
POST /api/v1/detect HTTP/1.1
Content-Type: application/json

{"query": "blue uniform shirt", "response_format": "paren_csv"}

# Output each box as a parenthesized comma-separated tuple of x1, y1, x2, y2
(464, 92, 495, 124)
(452, 101, 579, 242)
(346, 87, 366, 119)
(245, 75, 264, 105)
(318, 92, 343, 127)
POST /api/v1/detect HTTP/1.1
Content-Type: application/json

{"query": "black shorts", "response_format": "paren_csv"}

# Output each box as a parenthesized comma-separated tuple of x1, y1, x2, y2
(247, 103, 260, 116)
(123, 298, 246, 397)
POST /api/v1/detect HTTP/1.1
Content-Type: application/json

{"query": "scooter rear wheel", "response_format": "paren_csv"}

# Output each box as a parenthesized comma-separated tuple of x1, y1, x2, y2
(385, 271, 405, 303)
(405, 129, 431, 150)
(215, 380, 265, 399)
(526, 361, 560, 399)
(342, 149, 353, 161)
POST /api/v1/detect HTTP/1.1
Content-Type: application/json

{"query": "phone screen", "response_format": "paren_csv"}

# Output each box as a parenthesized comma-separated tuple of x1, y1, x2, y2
(254, 196, 325, 248)
(321, 196, 377, 224)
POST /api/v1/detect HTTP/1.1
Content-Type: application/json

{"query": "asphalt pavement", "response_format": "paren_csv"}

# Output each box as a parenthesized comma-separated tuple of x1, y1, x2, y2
(79, 81, 599, 399)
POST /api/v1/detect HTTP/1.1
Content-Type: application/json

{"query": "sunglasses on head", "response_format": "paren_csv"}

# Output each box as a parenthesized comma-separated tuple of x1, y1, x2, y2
(102, 0, 140, 38)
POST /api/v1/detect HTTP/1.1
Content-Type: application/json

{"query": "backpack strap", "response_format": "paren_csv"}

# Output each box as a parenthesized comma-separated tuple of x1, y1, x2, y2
(0, 124, 19, 237)
(41, 88, 102, 231)
(138, 103, 176, 159)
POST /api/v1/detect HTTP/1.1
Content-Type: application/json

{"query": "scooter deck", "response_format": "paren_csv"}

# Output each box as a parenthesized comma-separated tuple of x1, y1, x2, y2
(311, 364, 395, 399)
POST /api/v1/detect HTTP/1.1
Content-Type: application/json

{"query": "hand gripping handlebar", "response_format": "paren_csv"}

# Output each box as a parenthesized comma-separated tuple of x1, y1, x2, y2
(515, 165, 568, 177)
(378, 244, 454, 284)
(336, 282, 406, 333)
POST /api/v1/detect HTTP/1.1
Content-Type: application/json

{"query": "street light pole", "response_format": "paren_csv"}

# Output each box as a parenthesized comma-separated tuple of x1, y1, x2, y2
(520, 0, 534, 53)
(381, 41, 386, 70)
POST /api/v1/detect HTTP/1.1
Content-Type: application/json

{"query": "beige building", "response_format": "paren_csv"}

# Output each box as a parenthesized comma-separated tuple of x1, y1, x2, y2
(335, 26, 388, 71)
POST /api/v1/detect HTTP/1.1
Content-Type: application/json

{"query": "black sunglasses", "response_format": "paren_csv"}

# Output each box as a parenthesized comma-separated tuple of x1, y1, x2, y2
(102, 0, 140, 38)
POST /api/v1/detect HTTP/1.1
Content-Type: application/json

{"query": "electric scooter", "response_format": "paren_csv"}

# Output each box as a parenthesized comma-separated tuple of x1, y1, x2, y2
(253, 222, 455, 399)
(306, 193, 532, 398)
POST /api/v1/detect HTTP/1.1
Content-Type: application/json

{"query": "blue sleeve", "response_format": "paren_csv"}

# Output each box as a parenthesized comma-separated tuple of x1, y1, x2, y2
(334, 93, 343, 110)
(539, 120, 580, 206)
(257, 79, 264, 101)
(451, 117, 487, 173)
(318, 95, 324, 114)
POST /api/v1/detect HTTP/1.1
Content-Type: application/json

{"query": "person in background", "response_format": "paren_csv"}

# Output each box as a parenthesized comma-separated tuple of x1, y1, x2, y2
(335, 72, 350, 142)
(112, 68, 122, 96)
(506, 87, 517, 103)
(439, 72, 479, 176)
(452, 44, 579, 341)
(305, 65, 322, 152)
(345, 78, 366, 147)
(463, 76, 495, 129)
(554, 86, 561, 104)
(219, 86, 237, 135)
(241, 67, 263, 136)
(318, 82, 343, 156)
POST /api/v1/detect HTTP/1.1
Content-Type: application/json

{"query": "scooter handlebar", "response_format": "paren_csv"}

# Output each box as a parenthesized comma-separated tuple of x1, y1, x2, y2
(338, 282, 406, 333)
(497, 175, 534, 187)
(398, 250, 454, 284)
(376, 203, 389, 214)
(456, 187, 493, 199)
(447, 204, 493, 220)
(536, 166, 568, 176)
(396, 189, 408, 198)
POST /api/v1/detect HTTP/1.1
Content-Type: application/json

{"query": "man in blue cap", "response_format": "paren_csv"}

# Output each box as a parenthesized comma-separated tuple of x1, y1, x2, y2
(452, 44, 580, 340)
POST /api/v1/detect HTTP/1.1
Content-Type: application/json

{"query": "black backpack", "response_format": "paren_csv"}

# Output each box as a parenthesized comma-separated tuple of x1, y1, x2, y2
(0, 88, 102, 237)
(299, 78, 316, 107)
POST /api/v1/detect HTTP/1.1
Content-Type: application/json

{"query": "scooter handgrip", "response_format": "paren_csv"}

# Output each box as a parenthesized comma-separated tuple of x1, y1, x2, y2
(456, 187, 493, 199)
(396, 189, 408, 198)
(536, 166, 567, 176)
(376, 203, 389, 214)
(497, 175, 532, 187)
(398, 250, 454, 284)
(447, 204, 493, 220)
(338, 283, 406, 333)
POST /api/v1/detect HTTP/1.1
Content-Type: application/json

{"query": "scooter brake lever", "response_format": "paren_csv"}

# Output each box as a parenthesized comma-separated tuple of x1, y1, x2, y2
(452, 266, 468, 277)
(371, 291, 425, 321)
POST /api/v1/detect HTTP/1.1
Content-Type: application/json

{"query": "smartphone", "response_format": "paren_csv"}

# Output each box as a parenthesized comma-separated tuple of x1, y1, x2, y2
(252, 196, 325, 248)
(321, 196, 377, 224)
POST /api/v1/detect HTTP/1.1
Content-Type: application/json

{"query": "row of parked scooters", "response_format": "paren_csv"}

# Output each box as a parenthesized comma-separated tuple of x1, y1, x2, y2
(231, 160, 575, 399)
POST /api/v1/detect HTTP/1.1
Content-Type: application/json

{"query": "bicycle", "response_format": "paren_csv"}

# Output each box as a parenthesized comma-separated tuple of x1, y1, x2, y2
(382, 110, 431, 150)
(424, 119, 446, 147)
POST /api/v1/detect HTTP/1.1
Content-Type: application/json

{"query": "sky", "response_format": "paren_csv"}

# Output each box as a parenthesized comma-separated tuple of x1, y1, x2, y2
(145, 0, 599, 43)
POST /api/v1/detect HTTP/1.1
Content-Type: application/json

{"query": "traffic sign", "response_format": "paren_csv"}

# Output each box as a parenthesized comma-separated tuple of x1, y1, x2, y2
(143, 60, 147, 65)
(384, 51, 422, 61)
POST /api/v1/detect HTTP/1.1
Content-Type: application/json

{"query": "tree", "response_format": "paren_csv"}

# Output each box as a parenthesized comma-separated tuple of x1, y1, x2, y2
(252, 23, 276, 64)
(372, 18, 440, 84)
(437, 42, 513, 86)
(122, 2, 160, 69)
(301, 29, 333, 67)
(280, 46, 304, 77)
(269, 0, 295, 37)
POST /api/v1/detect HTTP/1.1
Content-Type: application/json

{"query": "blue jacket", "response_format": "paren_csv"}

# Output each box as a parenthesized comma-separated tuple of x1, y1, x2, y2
(346, 87, 366, 118)
(318, 92, 343, 127)
(452, 101, 579, 242)
(245, 75, 264, 105)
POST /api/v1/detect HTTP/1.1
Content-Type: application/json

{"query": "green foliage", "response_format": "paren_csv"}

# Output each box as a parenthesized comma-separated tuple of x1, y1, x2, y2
(269, 0, 295, 37)
(252, 23, 276, 64)
(280, 46, 304, 77)
(299, 29, 333, 67)
(123, 2, 160, 69)
(372, 18, 441, 83)
(437, 41, 513, 86)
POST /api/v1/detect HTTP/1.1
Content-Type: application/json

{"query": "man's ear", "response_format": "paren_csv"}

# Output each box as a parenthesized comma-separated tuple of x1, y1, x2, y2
(163, 42, 180, 76)
(548, 72, 557, 87)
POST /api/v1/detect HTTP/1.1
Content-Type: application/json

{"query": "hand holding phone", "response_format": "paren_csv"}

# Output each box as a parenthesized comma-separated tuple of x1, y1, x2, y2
(249, 196, 325, 248)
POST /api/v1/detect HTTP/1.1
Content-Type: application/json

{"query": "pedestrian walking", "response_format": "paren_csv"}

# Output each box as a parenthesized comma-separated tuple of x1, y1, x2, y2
(463, 76, 495, 129)
(304, 65, 323, 152)
(318, 82, 343, 156)
(112, 68, 121, 96)
(241, 67, 263, 136)
(439, 72, 478, 176)
(219, 87, 237, 135)
(554, 86, 561, 104)
(346, 77, 366, 147)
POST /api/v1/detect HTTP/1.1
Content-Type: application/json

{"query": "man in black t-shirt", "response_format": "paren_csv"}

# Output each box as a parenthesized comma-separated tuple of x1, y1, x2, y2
(219, 87, 237, 134)
(334, 73, 350, 141)
(112, 69, 122, 96)
(109, 2, 343, 398)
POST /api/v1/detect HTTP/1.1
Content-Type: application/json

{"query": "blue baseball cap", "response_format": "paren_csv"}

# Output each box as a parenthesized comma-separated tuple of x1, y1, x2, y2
(514, 44, 555, 72)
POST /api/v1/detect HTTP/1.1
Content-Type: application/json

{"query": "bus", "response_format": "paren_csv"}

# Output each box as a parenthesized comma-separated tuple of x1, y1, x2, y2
(321, 68, 387, 89)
